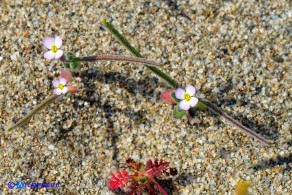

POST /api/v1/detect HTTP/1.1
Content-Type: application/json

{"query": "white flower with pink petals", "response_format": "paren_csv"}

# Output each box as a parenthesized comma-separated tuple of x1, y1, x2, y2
(43, 36, 63, 60)
(52, 69, 78, 96)
(53, 77, 68, 95)
(175, 84, 198, 110)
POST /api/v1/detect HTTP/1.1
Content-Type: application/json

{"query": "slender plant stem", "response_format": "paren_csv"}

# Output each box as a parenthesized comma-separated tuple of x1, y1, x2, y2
(7, 95, 58, 131)
(101, 19, 179, 89)
(199, 99, 274, 146)
(77, 55, 160, 66)
(101, 19, 274, 146)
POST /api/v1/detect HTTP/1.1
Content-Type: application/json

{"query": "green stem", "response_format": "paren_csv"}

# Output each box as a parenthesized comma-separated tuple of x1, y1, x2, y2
(101, 19, 179, 89)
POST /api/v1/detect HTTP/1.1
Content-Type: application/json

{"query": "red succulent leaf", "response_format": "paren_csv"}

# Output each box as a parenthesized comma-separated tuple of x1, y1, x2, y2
(108, 170, 130, 191)
(160, 89, 176, 104)
(126, 158, 141, 171)
(146, 159, 170, 177)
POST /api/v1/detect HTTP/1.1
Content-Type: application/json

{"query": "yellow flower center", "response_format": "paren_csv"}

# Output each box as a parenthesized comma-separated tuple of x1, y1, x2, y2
(184, 93, 191, 102)
(51, 45, 58, 53)
(58, 83, 65, 90)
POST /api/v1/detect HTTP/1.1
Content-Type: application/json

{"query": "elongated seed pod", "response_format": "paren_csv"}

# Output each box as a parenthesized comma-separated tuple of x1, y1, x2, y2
(7, 95, 58, 131)
(199, 98, 274, 146)
(79, 55, 161, 67)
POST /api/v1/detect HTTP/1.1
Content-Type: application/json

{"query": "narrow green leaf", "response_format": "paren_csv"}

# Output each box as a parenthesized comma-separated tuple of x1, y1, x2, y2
(173, 106, 186, 119)
(101, 19, 179, 89)
(7, 95, 58, 131)
(199, 98, 275, 146)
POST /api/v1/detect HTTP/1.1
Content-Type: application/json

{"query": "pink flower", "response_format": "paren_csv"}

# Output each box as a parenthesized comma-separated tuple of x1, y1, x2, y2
(52, 69, 78, 96)
(175, 84, 198, 110)
(53, 77, 68, 95)
(43, 36, 63, 60)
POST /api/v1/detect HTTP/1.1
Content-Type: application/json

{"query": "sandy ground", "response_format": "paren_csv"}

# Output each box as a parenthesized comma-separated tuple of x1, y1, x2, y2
(0, 0, 291, 194)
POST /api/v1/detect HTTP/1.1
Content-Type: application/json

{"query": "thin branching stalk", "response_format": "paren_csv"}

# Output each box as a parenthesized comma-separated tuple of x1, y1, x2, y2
(199, 99, 274, 146)
(78, 55, 160, 66)
(7, 95, 58, 131)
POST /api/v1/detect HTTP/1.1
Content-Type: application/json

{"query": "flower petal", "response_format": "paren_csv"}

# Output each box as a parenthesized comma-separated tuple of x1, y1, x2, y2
(189, 97, 199, 107)
(44, 51, 55, 60)
(54, 50, 64, 59)
(54, 36, 62, 48)
(54, 88, 62, 95)
(60, 69, 72, 83)
(52, 79, 60, 88)
(179, 100, 191, 110)
(186, 84, 196, 96)
(43, 37, 55, 49)
(175, 88, 185, 99)
(68, 86, 78, 95)
(61, 87, 68, 94)
(59, 77, 67, 85)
